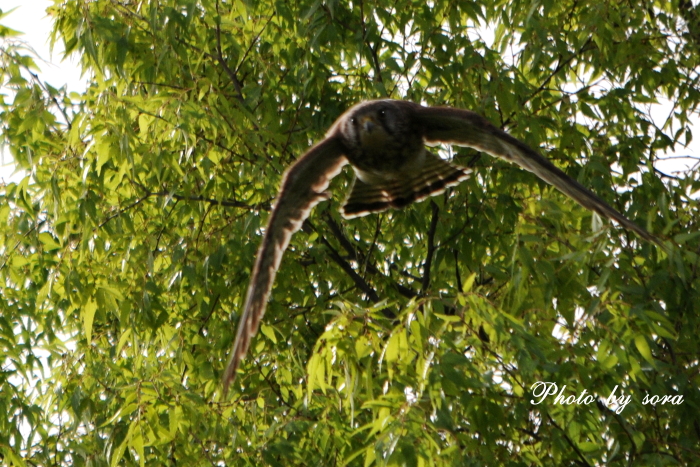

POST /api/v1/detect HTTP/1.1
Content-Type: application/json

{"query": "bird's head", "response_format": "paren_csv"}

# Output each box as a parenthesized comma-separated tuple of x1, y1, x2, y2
(354, 111, 387, 148)
(335, 100, 408, 151)
(331, 100, 423, 174)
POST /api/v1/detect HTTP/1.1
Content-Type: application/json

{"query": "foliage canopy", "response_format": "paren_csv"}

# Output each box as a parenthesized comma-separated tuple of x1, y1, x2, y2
(1, 0, 700, 465)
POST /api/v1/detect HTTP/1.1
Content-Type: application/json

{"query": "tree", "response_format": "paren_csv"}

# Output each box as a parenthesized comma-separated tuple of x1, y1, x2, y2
(1, 0, 699, 465)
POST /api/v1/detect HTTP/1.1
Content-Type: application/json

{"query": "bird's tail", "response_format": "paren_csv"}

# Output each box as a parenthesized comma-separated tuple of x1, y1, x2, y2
(341, 152, 471, 218)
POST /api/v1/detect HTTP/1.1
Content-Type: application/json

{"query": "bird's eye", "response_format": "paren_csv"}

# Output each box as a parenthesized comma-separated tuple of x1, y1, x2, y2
(379, 109, 386, 118)
(350, 117, 357, 125)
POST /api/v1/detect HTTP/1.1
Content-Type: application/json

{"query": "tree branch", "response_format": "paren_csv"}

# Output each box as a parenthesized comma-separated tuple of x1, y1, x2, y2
(323, 214, 418, 298)
(303, 221, 380, 303)
(215, 0, 245, 105)
(504, 37, 595, 127)
(0, 48, 73, 129)
(359, 0, 384, 86)
(129, 177, 268, 211)
(453, 248, 462, 292)
(422, 201, 439, 292)
(98, 194, 153, 228)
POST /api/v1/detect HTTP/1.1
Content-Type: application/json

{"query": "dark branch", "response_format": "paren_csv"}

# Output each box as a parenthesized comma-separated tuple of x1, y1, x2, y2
(453, 248, 462, 292)
(98, 194, 153, 228)
(129, 177, 268, 211)
(359, 0, 384, 86)
(546, 414, 594, 467)
(422, 201, 440, 292)
(215, 0, 245, 105)
(304, 221, 380, 303)
(504, 37, 595, 127)
(323, 214, 417, 298)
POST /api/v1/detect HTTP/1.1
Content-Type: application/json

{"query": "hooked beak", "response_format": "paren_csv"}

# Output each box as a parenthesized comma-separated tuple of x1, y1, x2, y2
(359, 115, 376, 133)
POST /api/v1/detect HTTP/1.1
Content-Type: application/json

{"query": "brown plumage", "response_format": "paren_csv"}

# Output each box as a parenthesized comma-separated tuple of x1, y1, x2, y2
(222, 99, 660, 394)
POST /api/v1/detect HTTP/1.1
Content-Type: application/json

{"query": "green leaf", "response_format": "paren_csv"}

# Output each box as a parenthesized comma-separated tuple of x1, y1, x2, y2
(634, 335, 654, 365)
(260, 324, 278, 344)
(83, 300, 97, 346)
(673, 231, 700, 244)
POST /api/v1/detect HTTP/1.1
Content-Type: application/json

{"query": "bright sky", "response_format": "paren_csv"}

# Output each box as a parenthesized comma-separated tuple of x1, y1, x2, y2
(1, 0, 86, 183)
(3, 0, 85, 91)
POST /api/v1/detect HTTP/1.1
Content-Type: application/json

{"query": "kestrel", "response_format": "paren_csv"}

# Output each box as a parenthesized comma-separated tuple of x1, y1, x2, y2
(222, 99, 659, 393)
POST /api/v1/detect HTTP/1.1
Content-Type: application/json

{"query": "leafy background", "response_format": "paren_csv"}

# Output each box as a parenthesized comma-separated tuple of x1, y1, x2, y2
(1, 0, 699, 465)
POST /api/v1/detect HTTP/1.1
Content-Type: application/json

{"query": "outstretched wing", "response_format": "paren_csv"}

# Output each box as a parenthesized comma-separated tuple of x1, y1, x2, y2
(222, 137, 347, 394)
(414, 106, 660, 245)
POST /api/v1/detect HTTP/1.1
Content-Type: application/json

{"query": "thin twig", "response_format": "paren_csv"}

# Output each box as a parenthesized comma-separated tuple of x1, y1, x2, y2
(304, 221, 380, 303)
(323, 214, 417, 298)
(422, 201, 440, 292)
(453, 248, 462, 292)
(215, 0, 245, 105)
(98, 195, 153, 228)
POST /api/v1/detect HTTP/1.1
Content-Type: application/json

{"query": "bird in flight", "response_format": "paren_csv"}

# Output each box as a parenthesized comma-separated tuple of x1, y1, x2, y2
(222, 99, 660, 393)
